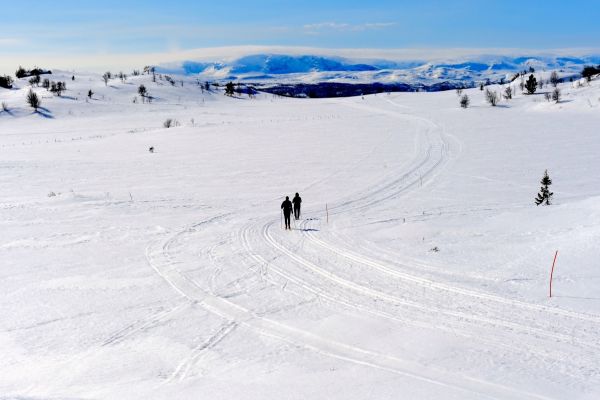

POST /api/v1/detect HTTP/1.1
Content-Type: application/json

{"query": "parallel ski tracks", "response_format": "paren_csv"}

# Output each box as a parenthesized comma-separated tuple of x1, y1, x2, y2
(140, 98, 589, 398)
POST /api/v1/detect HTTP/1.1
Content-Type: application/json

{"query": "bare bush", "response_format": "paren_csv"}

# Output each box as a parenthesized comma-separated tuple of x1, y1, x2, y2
(551, 88, 561, 103)
(456, 88, 463, 96)
(503, 86, 512, 100)
(26, 89, 41, 110)
(460, 94, 470, 108)
(163, 118, 179, 128)
(485, 88, 500, 106)
(544, 92, 552, 102)
(550, 71, 561, 87)
(1, 101, 8, 112)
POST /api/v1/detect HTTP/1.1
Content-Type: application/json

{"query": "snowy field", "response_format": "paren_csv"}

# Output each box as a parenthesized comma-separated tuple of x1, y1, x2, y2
(1, 71, 600, 399)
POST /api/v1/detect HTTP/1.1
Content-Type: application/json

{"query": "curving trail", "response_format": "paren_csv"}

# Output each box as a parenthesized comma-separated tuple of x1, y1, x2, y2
(143, 96, 599, 399)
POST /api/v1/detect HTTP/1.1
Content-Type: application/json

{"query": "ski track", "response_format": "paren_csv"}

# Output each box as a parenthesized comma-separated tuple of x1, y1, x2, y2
(140, 96, 597, 399)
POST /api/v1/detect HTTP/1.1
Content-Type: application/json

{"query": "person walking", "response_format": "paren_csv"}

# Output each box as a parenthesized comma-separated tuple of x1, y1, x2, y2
(292, 192, 302, 220)
(281, 196, 293, 230)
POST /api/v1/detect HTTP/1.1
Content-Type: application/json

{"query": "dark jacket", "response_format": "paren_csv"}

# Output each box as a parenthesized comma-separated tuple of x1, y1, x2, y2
(292, 195, 302, 208)
(281, 199, 293, 213)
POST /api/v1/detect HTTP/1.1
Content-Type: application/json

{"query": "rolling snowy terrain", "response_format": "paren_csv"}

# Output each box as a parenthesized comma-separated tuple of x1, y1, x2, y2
(1, 69, 600, 399)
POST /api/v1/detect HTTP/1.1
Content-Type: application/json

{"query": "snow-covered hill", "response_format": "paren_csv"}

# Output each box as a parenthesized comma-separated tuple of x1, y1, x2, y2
(1, 69, 600, 399)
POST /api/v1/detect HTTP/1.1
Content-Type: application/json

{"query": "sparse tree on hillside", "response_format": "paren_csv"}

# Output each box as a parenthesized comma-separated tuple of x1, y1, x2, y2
(582, 65, 600, 82)
(57, 81, 66, 96)
(525, 74, 537, 94)
(456, 88, 463, 96)
(0, 75, 13, 89)
(485, 88, 500, 106)
(88, 89, 93, 99)
(544, 92, 552, 102)
(549, 71, 560, 87)
(519, 76, 525, 92)
(460, 94, 470, 108)
(503, 86, 512, 100)
(29, 75, 40, 87)
(551, 88, 561, 103)
(26, 89, 40, 111)
(138, 84, 148, 102)
(15, 66, 27, 79)
(42, 78, 50, 89)
(479, 83, 484, 91)
(102, 72, 110, 86)
(534, 170, 553, 206)
(225, 81, 235, 96)
(537, 78, 544, 89)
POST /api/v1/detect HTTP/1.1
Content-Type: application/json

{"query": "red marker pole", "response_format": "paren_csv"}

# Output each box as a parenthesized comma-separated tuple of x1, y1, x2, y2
(549, 250, 559, 298)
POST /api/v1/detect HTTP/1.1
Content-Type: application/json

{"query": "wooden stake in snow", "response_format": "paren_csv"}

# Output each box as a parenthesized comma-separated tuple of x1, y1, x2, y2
(549, 250, 559, 298)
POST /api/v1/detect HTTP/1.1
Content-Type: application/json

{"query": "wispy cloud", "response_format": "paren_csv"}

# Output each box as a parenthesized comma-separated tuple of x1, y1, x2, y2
(303, 22, 395, 34)
(0, 37, 25, 46)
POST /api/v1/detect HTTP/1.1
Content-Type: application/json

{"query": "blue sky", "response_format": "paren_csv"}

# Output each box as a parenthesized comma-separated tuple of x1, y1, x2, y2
(1, 0, 599, 73)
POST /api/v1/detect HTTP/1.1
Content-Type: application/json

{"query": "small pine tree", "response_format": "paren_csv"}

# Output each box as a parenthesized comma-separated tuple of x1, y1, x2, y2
(459, 94, 470, 108)
(525, 74, 537, 94)
(26, 89, 41, 111)
(534, 170, 554, 206)
(88, 89, 93, 99)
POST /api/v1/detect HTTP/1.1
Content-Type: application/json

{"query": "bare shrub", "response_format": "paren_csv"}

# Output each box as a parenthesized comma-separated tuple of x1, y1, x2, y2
(551, 88, 561, 103)
(544, 92, 552, 102)
(163, 118, 179, 128)
(485, 88, 499, 106)
(1, 101, 8, 112)
(550, 71, 561, 87)
(26, 89, 41, 110)
(459, 94, 470, 108)
(503, 86, 512, 100)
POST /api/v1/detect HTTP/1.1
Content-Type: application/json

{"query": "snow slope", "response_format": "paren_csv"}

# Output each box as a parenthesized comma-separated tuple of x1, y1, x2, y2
(1, 70, 600, 399)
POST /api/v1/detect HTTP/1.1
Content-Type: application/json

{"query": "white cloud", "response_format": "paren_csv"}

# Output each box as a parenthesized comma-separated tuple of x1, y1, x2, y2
(303, 22, 396, 34)
(0, 37, 25, 46)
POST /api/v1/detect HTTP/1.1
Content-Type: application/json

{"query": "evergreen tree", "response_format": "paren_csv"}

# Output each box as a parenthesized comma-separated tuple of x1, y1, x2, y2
(525, 74, 537, 94)
(535, 170, 554, 206)
(225, 81, 235, 96)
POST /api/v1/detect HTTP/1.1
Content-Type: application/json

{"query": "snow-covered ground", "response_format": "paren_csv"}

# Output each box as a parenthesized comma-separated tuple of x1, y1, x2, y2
(1, 70, 600, 399)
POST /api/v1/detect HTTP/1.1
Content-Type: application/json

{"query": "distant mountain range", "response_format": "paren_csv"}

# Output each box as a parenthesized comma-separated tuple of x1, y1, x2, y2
(157, 53, 600, 97)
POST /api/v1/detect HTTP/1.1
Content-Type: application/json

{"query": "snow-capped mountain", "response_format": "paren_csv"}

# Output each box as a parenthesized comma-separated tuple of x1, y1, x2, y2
(158, 53, 599, 90)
